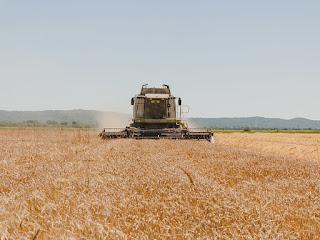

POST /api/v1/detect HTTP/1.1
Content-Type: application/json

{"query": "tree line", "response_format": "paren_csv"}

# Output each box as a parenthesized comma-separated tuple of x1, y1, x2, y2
(0, 120, 94, 128)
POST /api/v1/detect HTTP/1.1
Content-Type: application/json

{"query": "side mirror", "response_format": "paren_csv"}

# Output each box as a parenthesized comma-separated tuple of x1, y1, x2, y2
(178, 98, 182, 106)
(131, 98, 134, 105)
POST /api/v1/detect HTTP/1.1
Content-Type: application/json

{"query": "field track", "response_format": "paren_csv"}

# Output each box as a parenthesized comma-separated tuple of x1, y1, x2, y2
(1, 129, 320, 239)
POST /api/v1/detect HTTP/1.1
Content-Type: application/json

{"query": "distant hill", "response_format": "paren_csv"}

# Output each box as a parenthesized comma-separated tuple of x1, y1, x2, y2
(188, 117, 320, 130)
(0, 110, 131, 128)
(1, 110, 320, 129)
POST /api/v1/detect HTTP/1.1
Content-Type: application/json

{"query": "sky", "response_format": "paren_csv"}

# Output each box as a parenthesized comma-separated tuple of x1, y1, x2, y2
(0, 0, 319, 119)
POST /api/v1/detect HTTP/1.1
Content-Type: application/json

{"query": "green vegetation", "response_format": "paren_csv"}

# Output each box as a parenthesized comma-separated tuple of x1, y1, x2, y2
(212, 129, 320, 134)
(0, 120, 92, 128)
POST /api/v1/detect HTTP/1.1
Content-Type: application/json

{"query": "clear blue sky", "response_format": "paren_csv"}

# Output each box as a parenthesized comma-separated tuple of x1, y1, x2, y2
(0, 0, 319, 118)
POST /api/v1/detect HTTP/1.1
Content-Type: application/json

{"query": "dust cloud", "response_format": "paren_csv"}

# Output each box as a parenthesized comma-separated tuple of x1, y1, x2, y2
(186, 119, 200, 129)
(96, 112, 132, 129)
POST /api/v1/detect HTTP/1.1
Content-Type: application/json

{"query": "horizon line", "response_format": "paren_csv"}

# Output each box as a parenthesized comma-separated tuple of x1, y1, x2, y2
(0, 109, 319, 121)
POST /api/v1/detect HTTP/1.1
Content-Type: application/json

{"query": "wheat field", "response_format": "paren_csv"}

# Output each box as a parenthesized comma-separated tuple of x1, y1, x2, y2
(0, 129, 320, 239)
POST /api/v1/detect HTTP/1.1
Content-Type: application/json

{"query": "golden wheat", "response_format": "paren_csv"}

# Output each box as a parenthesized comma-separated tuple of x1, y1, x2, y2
(0, 129, 320, 239)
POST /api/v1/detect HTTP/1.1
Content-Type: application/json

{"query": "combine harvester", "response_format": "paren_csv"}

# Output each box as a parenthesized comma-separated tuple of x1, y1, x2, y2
(99, 84, 213, 142)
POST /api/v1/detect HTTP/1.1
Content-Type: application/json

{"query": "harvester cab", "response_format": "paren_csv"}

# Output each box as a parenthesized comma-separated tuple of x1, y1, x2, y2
(99, 84, 213, 142)
(131, 84, 184, 129)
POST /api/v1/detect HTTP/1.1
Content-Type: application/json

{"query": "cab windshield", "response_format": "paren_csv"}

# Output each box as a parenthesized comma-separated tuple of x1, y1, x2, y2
(144, 99, 167, 119)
